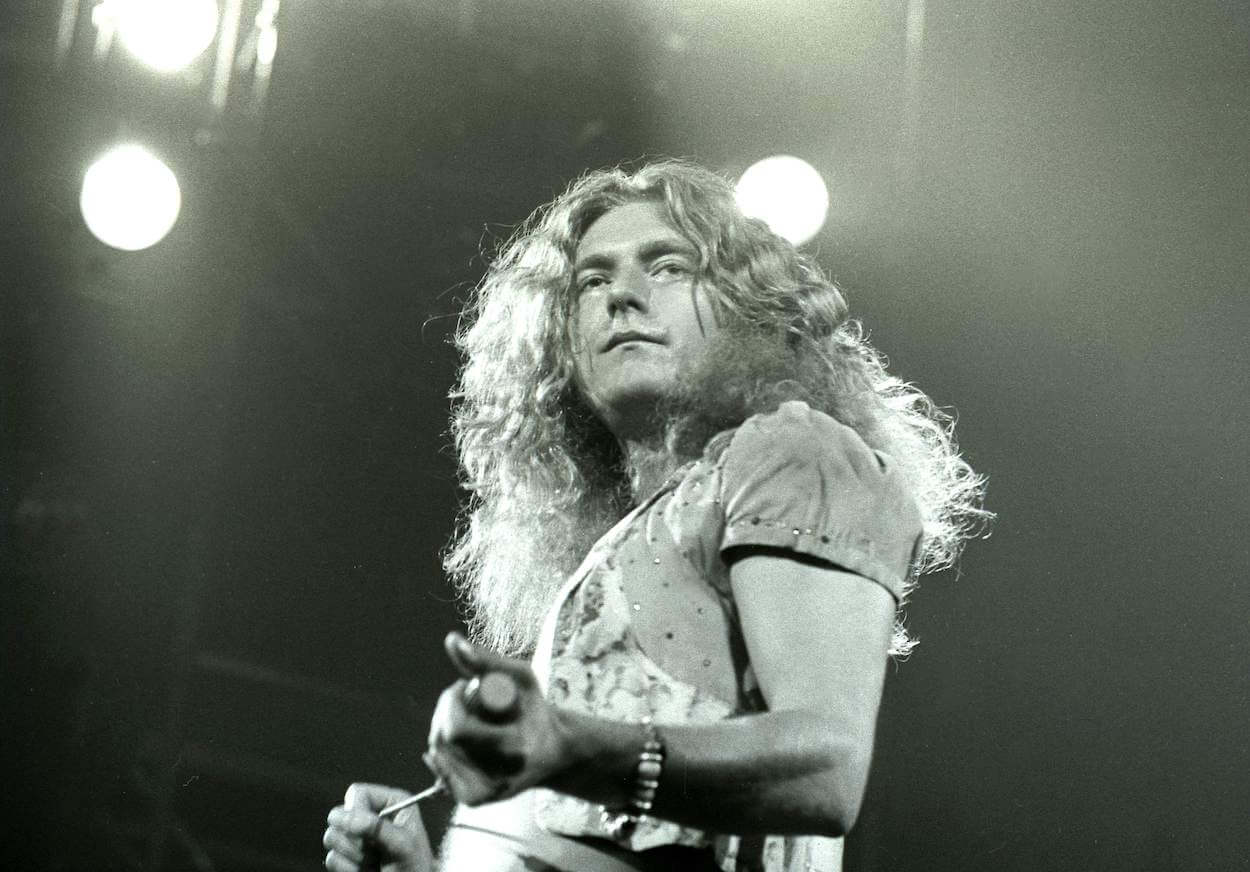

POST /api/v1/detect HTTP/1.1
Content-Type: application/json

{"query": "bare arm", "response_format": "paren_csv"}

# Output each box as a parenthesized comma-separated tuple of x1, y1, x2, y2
(431, 552, 895, 837)
(550, 552, 894, 836)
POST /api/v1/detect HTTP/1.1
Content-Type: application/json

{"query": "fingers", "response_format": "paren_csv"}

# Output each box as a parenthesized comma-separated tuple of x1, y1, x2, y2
(440, 724, 526, 774)
(427, 681, 524, 764)
(443, 632, 478, 679)
(344, 782, 410, 813)
(322, 820, 365, 865)
(427, 634, 550, 807)
(324, 807, 367, 872)
(443, 633, 532, 684)
(425, 745, 509, 807)
(326, 793, 433, 871)
(365, 816, 422, 861)
(441, 636, 527, 726)
(324, 848, 362, 872)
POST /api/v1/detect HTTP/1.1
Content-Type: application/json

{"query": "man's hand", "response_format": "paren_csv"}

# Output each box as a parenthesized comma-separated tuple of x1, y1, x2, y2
(323, 783, 434, 872)
(426, 633, 571, 806)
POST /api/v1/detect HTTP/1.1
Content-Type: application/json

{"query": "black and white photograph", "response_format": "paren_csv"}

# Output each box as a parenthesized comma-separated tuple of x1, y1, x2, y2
(2, 1, 1247, 870)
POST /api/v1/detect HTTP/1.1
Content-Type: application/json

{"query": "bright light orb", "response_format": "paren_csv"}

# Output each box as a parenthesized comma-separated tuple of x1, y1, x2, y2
(734, 155, 830, 246)
(116, 0, 220, 72)
(80, 144, 182, 251)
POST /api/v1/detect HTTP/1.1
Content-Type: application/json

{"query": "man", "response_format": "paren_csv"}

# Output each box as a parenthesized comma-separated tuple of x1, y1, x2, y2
(323, 160, 989, 871)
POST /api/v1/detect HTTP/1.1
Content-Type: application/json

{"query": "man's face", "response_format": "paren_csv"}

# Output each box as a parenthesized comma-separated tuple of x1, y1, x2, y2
(570, 201, 725, 438)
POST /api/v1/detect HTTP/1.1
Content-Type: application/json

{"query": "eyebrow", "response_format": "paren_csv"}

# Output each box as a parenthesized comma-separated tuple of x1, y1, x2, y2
(573, 237, 698, 274)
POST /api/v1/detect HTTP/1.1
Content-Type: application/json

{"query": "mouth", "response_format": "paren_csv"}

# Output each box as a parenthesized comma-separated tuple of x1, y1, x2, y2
(602, 331, 663, 352)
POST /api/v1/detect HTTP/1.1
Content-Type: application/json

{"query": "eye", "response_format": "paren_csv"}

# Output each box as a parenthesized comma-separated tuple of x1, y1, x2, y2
(653, 260, 690, 279)
(577, 274, 608, 293)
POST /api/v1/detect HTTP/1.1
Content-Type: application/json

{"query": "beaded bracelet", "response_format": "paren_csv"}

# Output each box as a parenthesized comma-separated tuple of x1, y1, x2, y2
(601, 715, 665, 843)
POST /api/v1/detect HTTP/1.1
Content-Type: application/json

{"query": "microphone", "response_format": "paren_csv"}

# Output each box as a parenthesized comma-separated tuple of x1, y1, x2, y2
(377, 670, 520, 819)
(463, 671, 520, 722)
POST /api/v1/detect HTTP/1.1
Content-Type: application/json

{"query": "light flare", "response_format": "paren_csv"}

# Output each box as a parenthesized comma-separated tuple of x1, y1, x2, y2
(80, 143, 182, 251)
(735, 155, 830, 246)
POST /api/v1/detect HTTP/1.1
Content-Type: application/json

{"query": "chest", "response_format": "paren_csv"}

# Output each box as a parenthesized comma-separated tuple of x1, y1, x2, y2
(606, 514, 744, 705)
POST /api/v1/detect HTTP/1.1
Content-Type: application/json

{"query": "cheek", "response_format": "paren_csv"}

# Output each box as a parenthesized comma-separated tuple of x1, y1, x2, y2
(566, 309, 597, 385)
(688, 290, 726, 344)
(569, 299, 599, 353)
(696, 285, 727, 329)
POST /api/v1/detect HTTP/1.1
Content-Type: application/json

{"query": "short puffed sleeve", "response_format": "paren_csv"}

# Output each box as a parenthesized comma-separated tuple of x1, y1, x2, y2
(718, 400, 923, 602)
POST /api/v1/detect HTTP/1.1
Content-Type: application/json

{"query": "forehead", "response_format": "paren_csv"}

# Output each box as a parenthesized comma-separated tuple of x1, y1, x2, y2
(574, 201, 686, 261)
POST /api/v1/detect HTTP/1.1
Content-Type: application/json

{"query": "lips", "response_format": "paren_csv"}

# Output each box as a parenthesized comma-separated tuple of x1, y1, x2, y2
(602, 330, 663, 352)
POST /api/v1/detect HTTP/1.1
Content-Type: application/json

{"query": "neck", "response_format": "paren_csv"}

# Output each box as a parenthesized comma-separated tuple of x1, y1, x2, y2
(622, 435, 681, 502)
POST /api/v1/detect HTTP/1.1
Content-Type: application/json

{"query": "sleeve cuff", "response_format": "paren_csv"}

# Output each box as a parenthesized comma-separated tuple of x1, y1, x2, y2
(721, 516, 905, 603)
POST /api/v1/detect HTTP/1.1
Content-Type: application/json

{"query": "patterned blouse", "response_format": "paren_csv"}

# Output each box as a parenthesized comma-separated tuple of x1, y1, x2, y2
(528, 401, 924, 872)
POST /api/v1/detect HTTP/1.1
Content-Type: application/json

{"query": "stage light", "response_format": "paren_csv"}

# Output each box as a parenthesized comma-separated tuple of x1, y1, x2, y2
(115, 0, 220, 72)
(257, 26, 278, 66)
(735, 155, 830, 246)
(80, 144, 182, 251)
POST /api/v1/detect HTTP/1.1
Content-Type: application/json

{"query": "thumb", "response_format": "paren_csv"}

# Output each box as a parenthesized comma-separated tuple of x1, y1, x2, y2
(443, 631, 486, 678)
(344, 781, 410, 813)
(371, 812, 433, 866)
(443, 632, 529, 681)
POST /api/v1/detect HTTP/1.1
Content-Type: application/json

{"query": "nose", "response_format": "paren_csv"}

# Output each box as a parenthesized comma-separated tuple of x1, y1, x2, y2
(605, 266, 649, 315)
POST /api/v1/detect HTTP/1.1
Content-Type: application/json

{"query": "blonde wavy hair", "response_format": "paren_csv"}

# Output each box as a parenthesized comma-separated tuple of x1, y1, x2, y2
(446, 160, 990, 657)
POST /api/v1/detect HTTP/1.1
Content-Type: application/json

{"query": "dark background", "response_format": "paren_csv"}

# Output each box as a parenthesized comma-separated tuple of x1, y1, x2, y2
(3, 1, 1247, 869)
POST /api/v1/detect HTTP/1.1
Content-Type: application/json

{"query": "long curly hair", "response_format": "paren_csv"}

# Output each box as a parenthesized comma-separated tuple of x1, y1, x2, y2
(445, 160, 991, 657)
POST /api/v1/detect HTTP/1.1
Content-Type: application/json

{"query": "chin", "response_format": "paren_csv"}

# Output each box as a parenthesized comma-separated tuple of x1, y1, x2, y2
(590, 383, 671, 433)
